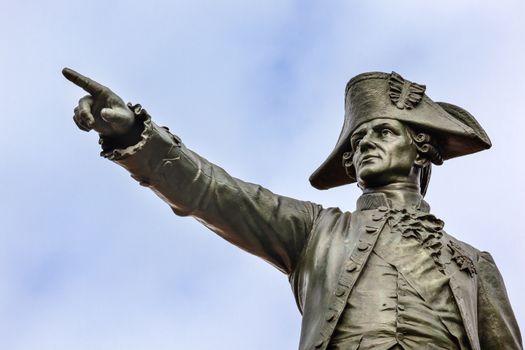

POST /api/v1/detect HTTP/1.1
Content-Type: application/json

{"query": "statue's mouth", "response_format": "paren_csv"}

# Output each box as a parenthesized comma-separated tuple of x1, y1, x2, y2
(359, 154, 380, 165)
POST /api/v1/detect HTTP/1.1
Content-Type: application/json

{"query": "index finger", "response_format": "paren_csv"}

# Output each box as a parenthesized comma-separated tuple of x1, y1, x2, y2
(62, 67, 108, 96)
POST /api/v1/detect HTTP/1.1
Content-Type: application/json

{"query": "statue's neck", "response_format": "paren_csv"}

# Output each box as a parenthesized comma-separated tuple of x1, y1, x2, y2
(363, 182, 422, 208)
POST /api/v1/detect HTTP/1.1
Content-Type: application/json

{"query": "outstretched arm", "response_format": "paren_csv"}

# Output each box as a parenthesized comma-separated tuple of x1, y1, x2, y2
(63, 68, 322, 274)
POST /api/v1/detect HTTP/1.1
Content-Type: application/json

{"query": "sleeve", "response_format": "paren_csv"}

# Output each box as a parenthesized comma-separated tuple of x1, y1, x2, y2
(477, 251, 523, 350)
(99, 105, 323, 274)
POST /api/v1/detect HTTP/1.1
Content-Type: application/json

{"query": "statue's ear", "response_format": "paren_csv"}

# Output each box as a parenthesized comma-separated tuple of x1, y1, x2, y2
(414, 152, 431, 168)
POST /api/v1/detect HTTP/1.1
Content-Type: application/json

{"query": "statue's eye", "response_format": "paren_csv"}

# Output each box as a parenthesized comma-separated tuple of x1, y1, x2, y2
(381, 128, 393, 137)
(352, 138, 362, 148)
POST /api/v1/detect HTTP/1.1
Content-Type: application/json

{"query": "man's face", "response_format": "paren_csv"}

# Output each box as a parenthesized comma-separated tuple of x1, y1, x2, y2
(351, 118, 418, 188)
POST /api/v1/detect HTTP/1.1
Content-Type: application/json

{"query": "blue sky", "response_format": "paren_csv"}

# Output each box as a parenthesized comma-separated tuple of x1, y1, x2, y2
(1, 1, 524, 349)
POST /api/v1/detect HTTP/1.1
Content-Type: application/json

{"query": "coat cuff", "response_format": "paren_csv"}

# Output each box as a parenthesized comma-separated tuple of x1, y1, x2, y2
(99, 103, 154, 161)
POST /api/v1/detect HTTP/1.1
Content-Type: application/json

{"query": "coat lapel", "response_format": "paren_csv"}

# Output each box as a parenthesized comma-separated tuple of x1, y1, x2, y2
(443, 236, 480, 350)
(313, 207, 388, 350)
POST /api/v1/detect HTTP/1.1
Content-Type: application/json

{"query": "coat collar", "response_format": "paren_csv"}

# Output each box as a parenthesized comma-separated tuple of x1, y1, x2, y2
(356, 191, 431, 213)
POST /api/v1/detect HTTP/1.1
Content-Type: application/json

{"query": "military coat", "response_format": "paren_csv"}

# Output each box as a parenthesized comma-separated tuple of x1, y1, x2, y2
(101, 112, 522, 350)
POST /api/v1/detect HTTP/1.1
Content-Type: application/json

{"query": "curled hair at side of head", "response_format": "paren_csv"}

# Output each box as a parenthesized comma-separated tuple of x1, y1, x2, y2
(410, 130, 444, 166)
(407, 127, 443, 196)
(342, 151, 354, 179)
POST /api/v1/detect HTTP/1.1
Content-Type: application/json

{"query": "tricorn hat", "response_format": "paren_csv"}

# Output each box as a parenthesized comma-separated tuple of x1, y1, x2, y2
(309, 71, 492, 190)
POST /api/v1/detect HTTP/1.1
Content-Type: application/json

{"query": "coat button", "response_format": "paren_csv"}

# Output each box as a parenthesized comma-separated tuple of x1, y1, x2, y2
(314, 339, 324, 348)
(357, 242, 369, 251)
(326, 310, 337, 322)
(372, 214, 384, 221)
(378, 206, 389, 212)
(346, 261, 358, 272)
(365, 226, 378, 234)
(335, 287, 346, 297)
(171, 135, 182, 145)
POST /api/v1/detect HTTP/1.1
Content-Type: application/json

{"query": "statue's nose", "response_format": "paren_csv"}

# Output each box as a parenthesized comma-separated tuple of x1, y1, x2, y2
(358, 132, 376, 152)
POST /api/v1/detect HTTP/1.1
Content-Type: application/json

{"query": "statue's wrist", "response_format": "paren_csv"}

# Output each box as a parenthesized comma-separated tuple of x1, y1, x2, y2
(99, 103, 151, 155)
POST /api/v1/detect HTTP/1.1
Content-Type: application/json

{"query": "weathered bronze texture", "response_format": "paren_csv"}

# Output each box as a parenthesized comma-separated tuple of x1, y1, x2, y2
(63, 68, 522, 350)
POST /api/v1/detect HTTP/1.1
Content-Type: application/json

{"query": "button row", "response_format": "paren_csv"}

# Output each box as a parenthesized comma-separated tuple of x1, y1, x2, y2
(314, 220, 383, 349)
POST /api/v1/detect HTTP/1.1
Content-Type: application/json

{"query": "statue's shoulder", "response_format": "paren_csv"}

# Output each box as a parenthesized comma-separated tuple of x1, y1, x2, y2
(440, 232, 504, 281)
(316, 206, 352, 220)
(443, 232, 482, 258)
(310, 206, 353, 234)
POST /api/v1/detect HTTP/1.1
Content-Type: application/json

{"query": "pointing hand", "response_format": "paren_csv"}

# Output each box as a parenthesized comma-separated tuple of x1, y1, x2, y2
(63, 68, 135, 137)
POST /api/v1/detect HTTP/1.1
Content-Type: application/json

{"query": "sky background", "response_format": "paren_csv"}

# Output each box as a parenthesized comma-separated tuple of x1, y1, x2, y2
(0, 1, 524, 349)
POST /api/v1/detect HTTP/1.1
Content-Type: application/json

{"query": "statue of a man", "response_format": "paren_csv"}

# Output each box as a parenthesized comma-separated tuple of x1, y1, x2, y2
(63, 68, 522, 350)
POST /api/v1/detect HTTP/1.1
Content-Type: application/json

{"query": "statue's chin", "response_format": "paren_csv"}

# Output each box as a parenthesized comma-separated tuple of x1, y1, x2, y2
(356, 165, 388, 188)
(357, 170, 416, 190)
(357, 175, 388, 190)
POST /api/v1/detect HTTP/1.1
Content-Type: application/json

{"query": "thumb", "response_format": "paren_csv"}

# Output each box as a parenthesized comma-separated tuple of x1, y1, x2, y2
(100, 107, 129, 123)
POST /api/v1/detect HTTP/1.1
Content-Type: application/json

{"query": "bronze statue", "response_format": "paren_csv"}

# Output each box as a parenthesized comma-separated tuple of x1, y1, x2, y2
(63, 68, 522, 350)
